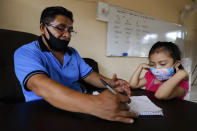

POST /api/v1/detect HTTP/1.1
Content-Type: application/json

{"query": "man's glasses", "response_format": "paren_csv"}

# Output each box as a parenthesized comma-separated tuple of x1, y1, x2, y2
(46, 23, 77, 35)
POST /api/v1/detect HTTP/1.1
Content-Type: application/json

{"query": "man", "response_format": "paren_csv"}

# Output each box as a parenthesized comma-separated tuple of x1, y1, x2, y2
(14, 6, 137, 124)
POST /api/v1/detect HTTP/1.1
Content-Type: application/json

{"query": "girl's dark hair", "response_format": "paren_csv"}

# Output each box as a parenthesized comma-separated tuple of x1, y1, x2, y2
(148, 41, 182, 62)
(40, 6, 73, 24)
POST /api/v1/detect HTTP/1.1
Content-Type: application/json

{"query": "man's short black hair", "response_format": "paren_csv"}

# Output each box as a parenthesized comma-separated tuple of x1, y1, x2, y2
(40, 6, 73, 24)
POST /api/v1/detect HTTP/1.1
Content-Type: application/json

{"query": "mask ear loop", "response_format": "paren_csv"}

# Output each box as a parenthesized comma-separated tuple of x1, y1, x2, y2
(42, 24, 50, 43)
(173, 61, 184, 73)
(173, 61, 177, 73)
(173, 61, 177, 67)
(43, 28, 51, 46)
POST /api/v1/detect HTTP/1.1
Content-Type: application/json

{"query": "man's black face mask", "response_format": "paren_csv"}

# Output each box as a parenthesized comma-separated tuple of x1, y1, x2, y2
(44, 27, 70, 52)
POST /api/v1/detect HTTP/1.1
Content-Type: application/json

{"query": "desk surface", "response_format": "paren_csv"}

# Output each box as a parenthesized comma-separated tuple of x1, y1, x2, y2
(1, 89, 197, 131)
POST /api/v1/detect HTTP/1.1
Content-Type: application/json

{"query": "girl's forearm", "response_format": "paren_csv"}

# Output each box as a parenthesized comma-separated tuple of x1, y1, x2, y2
(129, 65, 143, 88)
(155, 70, 188, 99)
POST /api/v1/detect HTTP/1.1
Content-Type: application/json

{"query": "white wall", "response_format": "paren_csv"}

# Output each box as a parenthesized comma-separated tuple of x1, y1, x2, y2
(0, 0, 196, 81)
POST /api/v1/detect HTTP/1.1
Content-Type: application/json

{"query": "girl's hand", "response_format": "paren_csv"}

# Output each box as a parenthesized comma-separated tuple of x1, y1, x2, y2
(174, 61, 188, 80)
(174, 61, 182, 72)
(177, 69, 189, 80)
(140, 63, 150, 70)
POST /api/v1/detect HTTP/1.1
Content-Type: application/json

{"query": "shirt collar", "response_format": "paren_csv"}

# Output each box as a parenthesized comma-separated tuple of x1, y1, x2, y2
(38, 35, 73, 55)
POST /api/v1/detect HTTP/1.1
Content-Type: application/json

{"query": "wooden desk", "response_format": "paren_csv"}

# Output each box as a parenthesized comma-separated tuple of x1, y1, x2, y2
(1, 89, 197, 131)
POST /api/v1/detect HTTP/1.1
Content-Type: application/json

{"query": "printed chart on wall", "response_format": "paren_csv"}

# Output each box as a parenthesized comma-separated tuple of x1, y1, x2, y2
(106, 5, 187, 57)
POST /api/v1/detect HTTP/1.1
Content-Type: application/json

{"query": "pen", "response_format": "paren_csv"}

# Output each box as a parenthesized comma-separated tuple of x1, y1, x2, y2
(100, 78, 117, 95)
(99, 78, 130, 110)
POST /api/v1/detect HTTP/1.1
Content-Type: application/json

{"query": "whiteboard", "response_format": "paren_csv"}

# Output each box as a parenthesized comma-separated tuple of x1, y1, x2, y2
(106, 5, 187, 57)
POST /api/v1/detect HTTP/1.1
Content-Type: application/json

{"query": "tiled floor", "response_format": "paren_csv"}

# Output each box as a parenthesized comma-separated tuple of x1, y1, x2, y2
(190, 86, 197, 103)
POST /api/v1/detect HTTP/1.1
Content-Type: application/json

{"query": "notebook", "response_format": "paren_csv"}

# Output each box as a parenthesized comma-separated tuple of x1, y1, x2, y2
(129, 96, 163, 116)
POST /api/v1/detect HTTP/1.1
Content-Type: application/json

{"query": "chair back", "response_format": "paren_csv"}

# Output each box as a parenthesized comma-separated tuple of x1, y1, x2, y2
(79, 58, 104, 94)
(0, 29, 38, 104)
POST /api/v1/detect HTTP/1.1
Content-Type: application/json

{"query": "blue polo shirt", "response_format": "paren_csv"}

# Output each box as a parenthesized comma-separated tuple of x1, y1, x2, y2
(14, 36, 92, 102)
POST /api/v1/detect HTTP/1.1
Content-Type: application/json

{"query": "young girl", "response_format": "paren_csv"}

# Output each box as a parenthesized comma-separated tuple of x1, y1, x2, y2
(129, 41, 189, 100)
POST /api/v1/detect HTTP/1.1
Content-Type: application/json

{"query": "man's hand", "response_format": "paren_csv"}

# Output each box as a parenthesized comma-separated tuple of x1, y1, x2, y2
(109, 74, 131, 96)
(89, 90, 138, 124)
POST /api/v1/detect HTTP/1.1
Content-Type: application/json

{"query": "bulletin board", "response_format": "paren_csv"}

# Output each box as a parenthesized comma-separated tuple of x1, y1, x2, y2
(106, 5, 187, 57)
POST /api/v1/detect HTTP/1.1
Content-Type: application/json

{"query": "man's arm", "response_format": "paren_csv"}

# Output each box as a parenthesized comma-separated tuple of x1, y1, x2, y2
(27, 73, 137, 123)
(83, 71, 110, 88)
(27, 74, 93, 113)
(83, 72, 131, 96)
